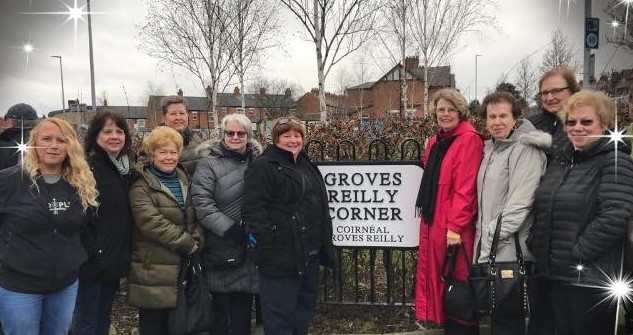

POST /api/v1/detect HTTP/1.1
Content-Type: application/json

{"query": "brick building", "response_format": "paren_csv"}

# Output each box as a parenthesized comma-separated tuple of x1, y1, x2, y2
(345, 56, 455, 118)
(48, 99, 148, 131)
(147, 87, 296, 130)
(295, 88, 346, 121)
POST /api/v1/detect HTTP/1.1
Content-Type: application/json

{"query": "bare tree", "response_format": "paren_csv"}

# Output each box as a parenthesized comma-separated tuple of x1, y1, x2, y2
(374, 0, 415, 116)
(540, 29, 579, 73)
(514, 57, 538, 105)
(228, 0, 281, 110)
(280, 0, 380, 121)
(248, 77, 302, 123)
(407, 0, 498, 113)
(138, 0, 237, 131)
(605, 0, 633, 52)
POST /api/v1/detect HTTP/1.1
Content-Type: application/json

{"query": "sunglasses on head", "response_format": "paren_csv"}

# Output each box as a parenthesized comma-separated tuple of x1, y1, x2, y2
(224, 130, 247, 138)
(564, 119, 595, 127)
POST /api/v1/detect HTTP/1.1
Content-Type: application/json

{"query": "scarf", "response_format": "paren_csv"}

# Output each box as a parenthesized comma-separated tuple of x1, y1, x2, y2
(415, 134, 456, 223)
(108, 154, 130, 176)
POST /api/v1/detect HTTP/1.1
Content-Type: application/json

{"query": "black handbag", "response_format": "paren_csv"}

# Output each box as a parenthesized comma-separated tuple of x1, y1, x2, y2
(443, 245, 478, 322)
(204, 232, 246, 269)
(469, 216, 531, 316)
(169, 254, 214, 335)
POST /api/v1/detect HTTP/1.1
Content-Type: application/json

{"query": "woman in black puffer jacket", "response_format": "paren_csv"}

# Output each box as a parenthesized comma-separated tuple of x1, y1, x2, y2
(530, 90, 633, 335)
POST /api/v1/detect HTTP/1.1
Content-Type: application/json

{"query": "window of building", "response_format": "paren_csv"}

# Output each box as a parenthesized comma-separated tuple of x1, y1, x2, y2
(191, 111, 198, 120)
(249, 108, 255, 116)
(236, 108, 245, 114)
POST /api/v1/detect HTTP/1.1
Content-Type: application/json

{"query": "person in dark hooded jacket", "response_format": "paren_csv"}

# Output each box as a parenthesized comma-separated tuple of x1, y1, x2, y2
(530, 90, 633, 335)
(242, 116, 335, 335)
(0, 103, 39, 170)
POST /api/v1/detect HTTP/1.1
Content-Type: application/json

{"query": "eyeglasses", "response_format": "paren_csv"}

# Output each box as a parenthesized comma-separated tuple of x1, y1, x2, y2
(435, 108, 459, 115)
(538, 87, 569, 97)
(564, 119, 595, 127)
(224, 130, 247, 138)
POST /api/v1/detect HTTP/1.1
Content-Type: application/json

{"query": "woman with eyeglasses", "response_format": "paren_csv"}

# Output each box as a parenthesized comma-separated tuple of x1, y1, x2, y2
(528, 67, 581, 162)
(526, 66, 581, 335)
(414, 89, 484, 334)
(242, 116, 335, 335)
(529, 90, 633, 335)
(191, 114, 262, 335)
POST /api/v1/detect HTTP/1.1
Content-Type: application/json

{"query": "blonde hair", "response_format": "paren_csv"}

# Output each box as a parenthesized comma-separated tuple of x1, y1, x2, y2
(429, 89, 469, 120)
(143, 126, 184, 155)
(25, 118, 99, 211)
(560, 90, 615, 130)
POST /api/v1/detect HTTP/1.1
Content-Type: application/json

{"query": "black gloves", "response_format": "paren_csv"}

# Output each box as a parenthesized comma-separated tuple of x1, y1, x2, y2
(224, 224, 247, 245)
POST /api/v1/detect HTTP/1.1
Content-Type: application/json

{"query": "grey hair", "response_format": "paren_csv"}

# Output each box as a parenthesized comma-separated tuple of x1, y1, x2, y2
(220, 113, 254, 138)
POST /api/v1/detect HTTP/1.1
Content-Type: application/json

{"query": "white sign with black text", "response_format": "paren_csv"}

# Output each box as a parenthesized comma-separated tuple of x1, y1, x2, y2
(318, 163, 423, 247)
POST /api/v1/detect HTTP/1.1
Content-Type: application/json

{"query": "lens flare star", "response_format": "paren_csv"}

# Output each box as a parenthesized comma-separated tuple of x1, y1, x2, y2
(579, 266, 633, 335)
(0, 122, 33, 169)
(21, 0, 106, 47)
(22, 43, 34, 69)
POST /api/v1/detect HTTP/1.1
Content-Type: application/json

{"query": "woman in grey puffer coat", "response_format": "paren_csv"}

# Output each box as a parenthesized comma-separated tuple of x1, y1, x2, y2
(191, 114, 262, 335)
(474, 92, 551, 335)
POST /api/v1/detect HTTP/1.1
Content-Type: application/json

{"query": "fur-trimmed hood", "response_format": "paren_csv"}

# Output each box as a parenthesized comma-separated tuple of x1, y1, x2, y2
(485, 119, 552, 152)
(196, 138, 263, 158)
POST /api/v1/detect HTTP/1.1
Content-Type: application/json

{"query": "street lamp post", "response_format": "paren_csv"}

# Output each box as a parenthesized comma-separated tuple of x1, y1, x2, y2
(51, 56, 66, 112)
(475, 54, 482, 102)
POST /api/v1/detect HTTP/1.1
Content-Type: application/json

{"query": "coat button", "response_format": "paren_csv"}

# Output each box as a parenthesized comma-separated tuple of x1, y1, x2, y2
(53, 229, 57, 233)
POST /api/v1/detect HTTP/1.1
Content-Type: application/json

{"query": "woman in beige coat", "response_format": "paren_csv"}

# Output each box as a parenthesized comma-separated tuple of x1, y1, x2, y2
(475, 92, 550, 334)
(128, 126, 202, 335)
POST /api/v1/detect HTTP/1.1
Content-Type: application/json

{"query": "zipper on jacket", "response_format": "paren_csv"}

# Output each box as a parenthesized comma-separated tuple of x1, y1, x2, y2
(545, 161, 574, 274)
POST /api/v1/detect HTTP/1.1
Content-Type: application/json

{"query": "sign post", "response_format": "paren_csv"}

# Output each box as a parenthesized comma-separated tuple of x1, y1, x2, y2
(585, 17, 600, 49)
(319, 162, 423, 248)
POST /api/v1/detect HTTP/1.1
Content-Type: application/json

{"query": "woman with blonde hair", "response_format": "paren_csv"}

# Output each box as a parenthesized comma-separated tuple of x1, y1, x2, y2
(0, 117, 98, 335)
(414, 89, 484, 334)
(530, 90, 633, 334)
(128, 126, 202, 335)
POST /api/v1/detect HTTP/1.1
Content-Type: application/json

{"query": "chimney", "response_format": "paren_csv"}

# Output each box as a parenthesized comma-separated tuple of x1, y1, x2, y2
(177, 89, 183, 97)
(404, 56, 419, 70)
(284, 88, 292, 96)
(205, 85, 213, 98)
(234, 86, 241, 96)
(259, 87, 267, 96)
(103, 98, 108, 107)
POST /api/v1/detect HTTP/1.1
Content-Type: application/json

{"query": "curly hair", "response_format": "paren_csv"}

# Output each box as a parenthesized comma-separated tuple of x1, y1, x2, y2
(143, 126, 184, 155)
(25, 118, 99, 211)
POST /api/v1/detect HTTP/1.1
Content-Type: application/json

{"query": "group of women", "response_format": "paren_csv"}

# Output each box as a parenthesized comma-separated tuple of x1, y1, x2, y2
(0, 95, 333, 335)
(1, 69, 632, 335)
(415, 68, 633, 335)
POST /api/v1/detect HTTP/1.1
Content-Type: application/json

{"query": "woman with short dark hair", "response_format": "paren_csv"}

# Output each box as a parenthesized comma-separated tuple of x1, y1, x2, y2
(476, 92, 550, 334)
(242, 116, 335, 335)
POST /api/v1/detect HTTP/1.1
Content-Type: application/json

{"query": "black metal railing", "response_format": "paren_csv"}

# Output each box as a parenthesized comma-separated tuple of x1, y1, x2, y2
(306, 138, 423, 306)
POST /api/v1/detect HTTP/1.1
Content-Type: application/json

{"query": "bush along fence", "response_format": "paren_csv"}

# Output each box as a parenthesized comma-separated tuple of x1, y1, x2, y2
(304, 116, 436, 306)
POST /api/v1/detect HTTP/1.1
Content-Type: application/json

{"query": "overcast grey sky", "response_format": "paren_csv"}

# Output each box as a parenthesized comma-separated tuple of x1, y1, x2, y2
(0, 0, 631, 117)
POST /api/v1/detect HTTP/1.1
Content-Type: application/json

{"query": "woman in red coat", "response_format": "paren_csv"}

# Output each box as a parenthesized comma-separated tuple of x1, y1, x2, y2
(415, 89, 484, 334)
